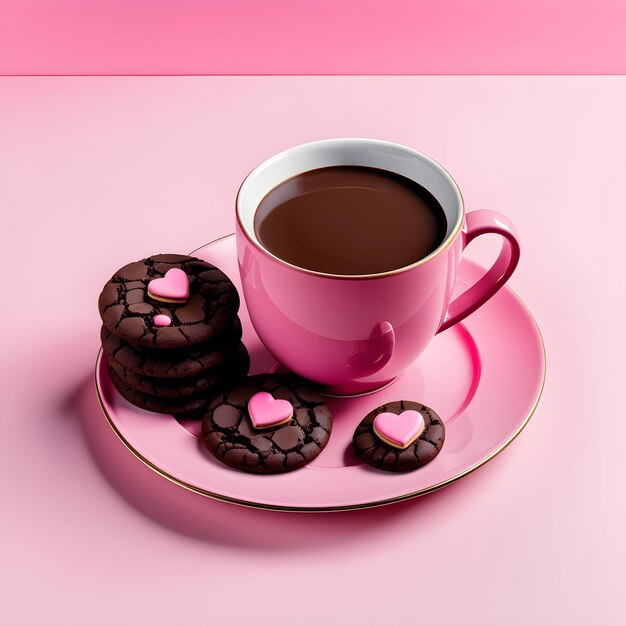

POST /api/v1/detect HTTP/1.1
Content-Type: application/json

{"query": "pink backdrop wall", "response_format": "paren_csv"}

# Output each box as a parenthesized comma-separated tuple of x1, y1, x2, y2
(2, 0, 626, 75)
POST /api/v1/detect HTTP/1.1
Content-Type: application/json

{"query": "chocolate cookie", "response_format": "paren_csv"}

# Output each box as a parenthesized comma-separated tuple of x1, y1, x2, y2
(100, 317, 243, 379)
(108, 365, 209, 415)
(353, 401, 445, 472)
(108, 342, 250, 398)
(98, 254, 239, 349)
(202, 375, 332, 474)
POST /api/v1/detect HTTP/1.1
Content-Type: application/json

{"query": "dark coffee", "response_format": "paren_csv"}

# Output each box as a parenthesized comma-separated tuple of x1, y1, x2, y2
(254, 166, 448, 275)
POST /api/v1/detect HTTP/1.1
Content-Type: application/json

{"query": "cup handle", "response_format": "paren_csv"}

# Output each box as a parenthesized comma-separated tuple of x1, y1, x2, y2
(437, 209, 521, 334)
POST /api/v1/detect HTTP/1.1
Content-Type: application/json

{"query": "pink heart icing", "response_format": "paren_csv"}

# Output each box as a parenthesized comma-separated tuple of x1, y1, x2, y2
(153, 314, 171, 327)
(248, 391, 293, 429)
(148, 268, 189, 301)
(373, 410, 425, 449)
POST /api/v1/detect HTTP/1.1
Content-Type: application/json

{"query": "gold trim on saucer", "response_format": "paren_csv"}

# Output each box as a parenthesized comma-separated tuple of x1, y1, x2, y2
(94, 282, 545, 513)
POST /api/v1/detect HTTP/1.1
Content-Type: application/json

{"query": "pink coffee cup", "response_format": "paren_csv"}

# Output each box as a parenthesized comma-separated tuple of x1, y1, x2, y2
(236, 138, 520, 395)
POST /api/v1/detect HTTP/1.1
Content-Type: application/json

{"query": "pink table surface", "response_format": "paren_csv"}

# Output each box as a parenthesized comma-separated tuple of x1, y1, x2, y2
(1, 76, 624, 625)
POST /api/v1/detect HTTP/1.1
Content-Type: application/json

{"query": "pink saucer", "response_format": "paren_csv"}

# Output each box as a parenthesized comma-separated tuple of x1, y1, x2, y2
(95, 234, 545, 511)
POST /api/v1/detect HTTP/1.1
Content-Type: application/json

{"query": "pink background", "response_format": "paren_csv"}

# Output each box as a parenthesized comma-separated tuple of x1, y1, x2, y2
(1, 76, 625, 624)
(2, 0, 626, 75)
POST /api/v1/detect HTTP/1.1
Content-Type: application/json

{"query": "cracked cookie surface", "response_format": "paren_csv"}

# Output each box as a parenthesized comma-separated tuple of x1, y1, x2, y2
(353, 401, 445, 472)
(98, 254, 239, 349)
(202, 375, 332, 474)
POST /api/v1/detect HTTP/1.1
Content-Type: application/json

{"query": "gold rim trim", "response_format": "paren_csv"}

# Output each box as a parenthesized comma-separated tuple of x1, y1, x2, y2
(234, 138, 465, 281)
(94, 283, 546, 513)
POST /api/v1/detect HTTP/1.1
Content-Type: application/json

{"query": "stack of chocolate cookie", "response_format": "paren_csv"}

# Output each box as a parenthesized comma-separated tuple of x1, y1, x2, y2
(99, 254, 249, 416)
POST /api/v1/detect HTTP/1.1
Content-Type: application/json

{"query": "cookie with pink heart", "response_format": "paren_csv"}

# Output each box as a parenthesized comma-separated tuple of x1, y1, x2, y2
(98, 253, 240, 349)
(353, 401, 445, 472)
(202, 375, 333, 474)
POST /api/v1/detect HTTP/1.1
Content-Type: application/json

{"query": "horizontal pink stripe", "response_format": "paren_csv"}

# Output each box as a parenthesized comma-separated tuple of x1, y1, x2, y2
(1, 0, 625, 75)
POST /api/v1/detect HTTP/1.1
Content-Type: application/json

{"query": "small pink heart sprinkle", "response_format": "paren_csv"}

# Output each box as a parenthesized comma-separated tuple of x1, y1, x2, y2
(148, 268, 189, 302)
(248, 392, 293, 429)
(373, 410, 425, 449)
(153, 314, 172, 327)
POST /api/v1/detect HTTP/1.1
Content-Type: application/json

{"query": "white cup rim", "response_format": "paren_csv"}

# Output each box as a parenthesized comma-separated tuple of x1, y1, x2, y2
(236, 138, 465, 280)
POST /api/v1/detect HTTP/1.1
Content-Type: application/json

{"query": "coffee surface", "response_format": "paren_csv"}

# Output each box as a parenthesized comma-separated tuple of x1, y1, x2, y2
(254, 166, 447, 275)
